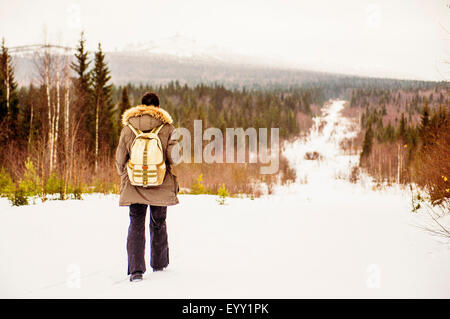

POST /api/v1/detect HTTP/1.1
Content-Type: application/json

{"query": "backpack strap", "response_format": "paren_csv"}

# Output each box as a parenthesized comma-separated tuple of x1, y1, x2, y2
(151, 124, 165, 135)
(128, 124, 142, 136)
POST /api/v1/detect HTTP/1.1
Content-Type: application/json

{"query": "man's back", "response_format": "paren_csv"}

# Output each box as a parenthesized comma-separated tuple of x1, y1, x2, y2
(115, 104, 179, 207)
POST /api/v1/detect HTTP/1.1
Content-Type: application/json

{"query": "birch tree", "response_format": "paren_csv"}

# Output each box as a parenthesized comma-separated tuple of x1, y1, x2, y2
(53, 53, 61, 169)
(43, 45, 54, 172)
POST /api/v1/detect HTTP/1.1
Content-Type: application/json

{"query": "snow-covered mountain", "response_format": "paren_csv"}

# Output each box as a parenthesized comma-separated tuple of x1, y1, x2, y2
(12, 35, 328, 86)
(9, 35, 440, 87)
(118, 33, 290, 67)
(122, 34, 232, 60)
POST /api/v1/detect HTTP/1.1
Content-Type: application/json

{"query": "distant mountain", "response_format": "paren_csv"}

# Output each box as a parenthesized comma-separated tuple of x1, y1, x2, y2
(105, 34, 326, 87)
(118, 34, 288, 66)
(120, 34, 234, 61)
(10, 35, 438, 89)
(104, 52, 336, 88)
(11, 49, 334, 89)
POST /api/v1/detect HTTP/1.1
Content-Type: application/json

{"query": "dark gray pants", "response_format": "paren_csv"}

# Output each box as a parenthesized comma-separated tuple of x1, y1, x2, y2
(127, 204, 169, 275)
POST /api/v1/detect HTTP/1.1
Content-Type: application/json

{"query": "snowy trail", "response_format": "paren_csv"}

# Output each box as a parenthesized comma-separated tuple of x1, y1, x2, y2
(282, 100, 359, 187)
(0, 100, 449, 298)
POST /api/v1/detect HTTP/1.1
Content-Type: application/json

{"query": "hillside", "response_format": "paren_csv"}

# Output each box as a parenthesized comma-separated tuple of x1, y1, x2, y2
(1, 101, 448, 298)
(11, 45, 440, 90)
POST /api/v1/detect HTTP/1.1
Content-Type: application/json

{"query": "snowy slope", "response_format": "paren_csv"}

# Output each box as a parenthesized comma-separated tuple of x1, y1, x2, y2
(120, 34, 287, 67)
(0, 101, 449, 298)
(123, 34, 232, 60)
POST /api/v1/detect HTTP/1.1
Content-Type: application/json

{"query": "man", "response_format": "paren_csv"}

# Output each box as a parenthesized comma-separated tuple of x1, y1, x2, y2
(116, 92, 179, 282)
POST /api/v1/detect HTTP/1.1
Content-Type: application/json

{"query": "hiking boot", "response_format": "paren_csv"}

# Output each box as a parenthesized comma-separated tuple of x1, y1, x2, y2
(153, 267, 164, 272)
(130, 271, 143, 282)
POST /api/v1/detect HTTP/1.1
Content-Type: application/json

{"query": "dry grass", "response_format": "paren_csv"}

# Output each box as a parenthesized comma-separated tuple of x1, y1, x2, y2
(173, 151, 296, 197)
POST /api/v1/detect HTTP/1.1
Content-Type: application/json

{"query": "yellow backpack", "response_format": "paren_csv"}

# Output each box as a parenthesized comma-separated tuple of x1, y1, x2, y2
(127, 123, 166, 187)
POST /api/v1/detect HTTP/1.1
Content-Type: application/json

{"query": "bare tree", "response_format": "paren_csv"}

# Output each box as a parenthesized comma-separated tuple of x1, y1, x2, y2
(33, 29, 56, 174)
(1, 38, 10, 113)
(44, 46, 54, 172)
(53, 53, 61, 169)
(64, 50, 70, 162)
(62, 50, 72, 198)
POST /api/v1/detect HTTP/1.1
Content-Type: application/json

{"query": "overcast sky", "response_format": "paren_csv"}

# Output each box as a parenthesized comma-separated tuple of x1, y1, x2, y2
(1, 0, 449, 81)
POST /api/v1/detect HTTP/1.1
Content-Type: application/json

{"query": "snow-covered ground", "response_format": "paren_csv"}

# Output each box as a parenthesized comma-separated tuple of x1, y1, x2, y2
(0, 100, 449, 298)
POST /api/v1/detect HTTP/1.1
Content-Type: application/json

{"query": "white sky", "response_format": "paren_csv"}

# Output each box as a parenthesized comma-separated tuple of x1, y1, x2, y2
(1, 0, 449, 81)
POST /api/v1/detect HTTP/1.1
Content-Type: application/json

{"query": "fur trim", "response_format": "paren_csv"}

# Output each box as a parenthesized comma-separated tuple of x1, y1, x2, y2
(121, 105, 173, 126)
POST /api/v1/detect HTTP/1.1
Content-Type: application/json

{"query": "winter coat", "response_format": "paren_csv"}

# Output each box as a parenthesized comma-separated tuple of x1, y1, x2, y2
(115, 105, 179, 206)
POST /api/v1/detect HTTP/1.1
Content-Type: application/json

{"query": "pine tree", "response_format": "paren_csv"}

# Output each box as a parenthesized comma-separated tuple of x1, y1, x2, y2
(71, 32, 91, 95)
(360, 124, 374, 161)
(350, 91, 356, 107)
(91, 43, 112, 172)
(384, 121, 395, 142)
(0, 40, 8, 125)
(118, 86, 130, 130)
(0, 38, 19, 144)
(419, 103, 430, 142)
(18, 83, 38, 147)
(71, 32, 93, 144)
(397, 113, 407, 143)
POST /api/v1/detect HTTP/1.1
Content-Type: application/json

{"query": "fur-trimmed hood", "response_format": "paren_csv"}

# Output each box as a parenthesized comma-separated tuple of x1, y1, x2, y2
(121, 105, 173, 127)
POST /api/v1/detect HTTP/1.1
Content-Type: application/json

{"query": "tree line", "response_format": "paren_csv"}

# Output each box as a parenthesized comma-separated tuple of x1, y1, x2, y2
(353, 87, 449, 207)
(0, 33, 322, 204)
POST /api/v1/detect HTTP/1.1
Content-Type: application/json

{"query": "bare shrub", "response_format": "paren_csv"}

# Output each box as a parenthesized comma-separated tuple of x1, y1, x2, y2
(339, 132, 363, 155)
(304, 151, 323, 161)
(334, 169, 346, 181)
(411, 185, 449, 240)
(279, 155, 296, 184)
(349, 166, 360, 184)
(297, 174, 308, 184)
(317, 120, 327, 134)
